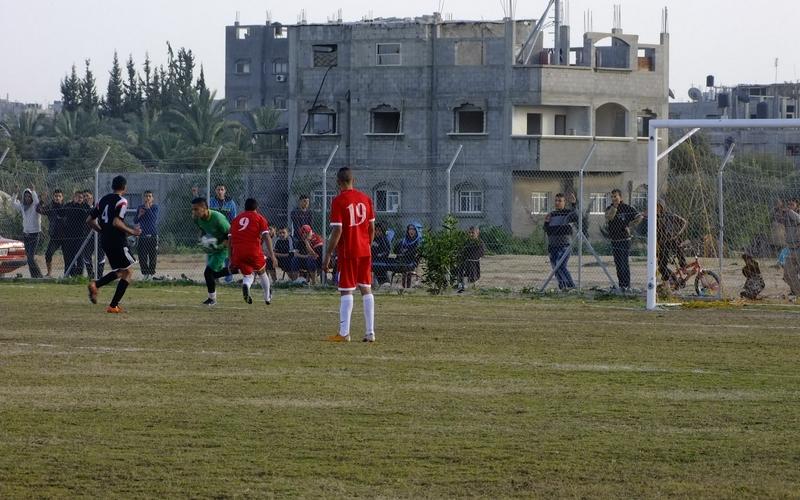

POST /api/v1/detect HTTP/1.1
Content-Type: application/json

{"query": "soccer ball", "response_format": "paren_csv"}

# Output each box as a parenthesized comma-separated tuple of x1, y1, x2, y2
(200, 235, 218, 251)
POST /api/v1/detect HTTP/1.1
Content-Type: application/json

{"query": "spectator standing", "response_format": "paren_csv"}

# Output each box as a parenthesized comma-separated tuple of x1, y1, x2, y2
(81, 190, 104, 278)
(371, 222, 392, 286)
(457, 226, 487, 292)
(209, 183, 238, 222)
(37, 189, 67, 277)
(291, 194, 314, 239)
(782, 198, 800, 297)
(544, 193, 579, 290)
(12, 187, 43, 278)
(134, 190, 159, 280)
(63, 191, 86, 276)
(605, 189, 643, 291)
(656, 201, 688, 283)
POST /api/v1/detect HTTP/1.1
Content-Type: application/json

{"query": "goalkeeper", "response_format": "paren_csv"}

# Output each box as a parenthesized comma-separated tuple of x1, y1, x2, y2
(191, 197, 236, 306)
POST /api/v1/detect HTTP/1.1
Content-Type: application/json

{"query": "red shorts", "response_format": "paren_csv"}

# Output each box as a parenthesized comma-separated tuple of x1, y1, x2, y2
(337, 256, 372, 291)
(231, 251, 266, 275)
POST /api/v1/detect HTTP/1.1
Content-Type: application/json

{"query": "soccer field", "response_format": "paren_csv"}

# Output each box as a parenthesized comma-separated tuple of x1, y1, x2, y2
(1, 283, 799, 498)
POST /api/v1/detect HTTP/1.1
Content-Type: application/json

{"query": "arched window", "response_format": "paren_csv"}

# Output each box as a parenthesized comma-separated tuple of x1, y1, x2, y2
(373, 184, 401, 213)
(455, 183, 483, 214)
(596, 103, 628, 137)
(370, 104, 401, 134)
(453, 103, 486, 134)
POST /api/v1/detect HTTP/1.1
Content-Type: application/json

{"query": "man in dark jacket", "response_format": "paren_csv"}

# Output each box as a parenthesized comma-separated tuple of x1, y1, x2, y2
(457, 226, 487, 292)
(63, 191, 87, 276)
(544, 192, 579, 290)
(37, 189, 67, 277)
(134, 190, 160, 280)
(605, 189, 643, 291)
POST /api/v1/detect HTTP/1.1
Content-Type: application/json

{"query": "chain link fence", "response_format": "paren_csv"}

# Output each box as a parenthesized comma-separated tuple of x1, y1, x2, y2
(5, 129, 800, 300)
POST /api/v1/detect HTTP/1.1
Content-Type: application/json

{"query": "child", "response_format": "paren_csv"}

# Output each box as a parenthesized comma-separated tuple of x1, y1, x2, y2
(740, 253, 765, 300)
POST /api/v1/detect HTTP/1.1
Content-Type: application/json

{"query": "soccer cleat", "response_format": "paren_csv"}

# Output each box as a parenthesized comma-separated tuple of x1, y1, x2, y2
(87, 281, 98, 304)
(265, 299, 271, 305)
(325, 334, 351, 342)
(362, 334, 376, 343)
(242, 286, 253, 304)
(202, 298, 217, 306)
(106, 306, 124, 314)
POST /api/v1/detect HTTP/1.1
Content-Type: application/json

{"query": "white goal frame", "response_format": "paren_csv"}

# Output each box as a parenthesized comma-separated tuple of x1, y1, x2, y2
(646, 118, 800, 310)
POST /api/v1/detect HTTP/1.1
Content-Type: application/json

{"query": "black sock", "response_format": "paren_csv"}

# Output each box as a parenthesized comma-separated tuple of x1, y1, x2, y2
(204, 267, 216, 294)
(96, 272, 118, 288)
(110, 279, 129, 307)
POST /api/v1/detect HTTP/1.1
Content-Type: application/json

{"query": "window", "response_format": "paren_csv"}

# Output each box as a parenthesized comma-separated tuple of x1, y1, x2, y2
(375, 188, 400, 213)
(637, 110, 657, 137)
(235, 59, 251, 75)
(236, 27, 250, 40)
(590, 193, 608, 214)
(235, 97, 248, 111)
(273, 96, 287, 110)
(555, 114, 567, 135)
(308, 106, 337, 134)
(526, 113, 542, 135)
(313, 44, 338, 67)
(530, 192, 549, 215)
(273, 26, 287, 39)
(787, 144, 800, 157)
(312, 190, 335, 211)
(371, 105, 401, 134)
(377, 43, 401, 66)
(454, 104, 485, 134)
(272, 60, 288, 74)
(457, 189, 483, 214)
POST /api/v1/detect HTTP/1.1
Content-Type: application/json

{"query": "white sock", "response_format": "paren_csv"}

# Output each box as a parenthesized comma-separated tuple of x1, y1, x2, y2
(258, 272, 271, 301)
(363, 293, 374, 336)
(242, 274, 254, 293)
(339, 294, 354, 336)
(208, 292, 217, 300)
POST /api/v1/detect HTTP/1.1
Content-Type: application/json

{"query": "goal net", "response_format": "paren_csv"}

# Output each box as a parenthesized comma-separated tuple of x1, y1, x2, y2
(646, 119, 800, 309)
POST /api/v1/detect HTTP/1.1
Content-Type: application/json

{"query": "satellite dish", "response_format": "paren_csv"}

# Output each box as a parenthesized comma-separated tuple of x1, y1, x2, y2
(688, 88, 702, 102)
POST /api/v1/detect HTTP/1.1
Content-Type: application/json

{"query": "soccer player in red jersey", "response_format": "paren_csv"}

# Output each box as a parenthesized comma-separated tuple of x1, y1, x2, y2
(229, 198, 278, 305)
(323, 167, 376, 342)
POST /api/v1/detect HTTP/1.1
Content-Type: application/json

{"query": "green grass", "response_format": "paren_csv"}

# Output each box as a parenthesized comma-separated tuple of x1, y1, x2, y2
(1, 283, 799, 498)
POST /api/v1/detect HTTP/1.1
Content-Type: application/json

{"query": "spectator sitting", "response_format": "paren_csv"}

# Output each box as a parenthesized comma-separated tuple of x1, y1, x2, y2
(291, 194, 314, 242)
(37, 189, 67, 277)
(371, 222, 392, 286)
(457, 226, 487, 292)
(394, 223, 422, 288)
(273, 227, 299, 280)
(297, 224, 324, 284)
(12, 187, 43, 278)
(741, 253, 765, 300)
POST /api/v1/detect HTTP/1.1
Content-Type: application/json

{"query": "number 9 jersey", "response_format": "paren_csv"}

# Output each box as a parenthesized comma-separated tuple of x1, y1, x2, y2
(330, 188, 375, 259)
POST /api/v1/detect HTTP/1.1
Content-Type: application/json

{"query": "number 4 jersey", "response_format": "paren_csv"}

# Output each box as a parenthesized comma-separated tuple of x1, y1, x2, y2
(330, 188, 375, 259)
(91, 193, 129, 249)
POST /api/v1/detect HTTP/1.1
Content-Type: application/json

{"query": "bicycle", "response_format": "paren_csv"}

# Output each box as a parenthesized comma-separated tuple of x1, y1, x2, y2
(665, 242, 721, 297)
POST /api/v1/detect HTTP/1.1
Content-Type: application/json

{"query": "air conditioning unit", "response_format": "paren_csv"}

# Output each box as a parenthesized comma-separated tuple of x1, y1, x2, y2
(275, 74, 287, 82)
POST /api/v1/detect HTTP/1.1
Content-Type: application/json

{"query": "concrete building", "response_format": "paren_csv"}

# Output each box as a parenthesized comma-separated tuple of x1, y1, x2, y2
(226, 7, 670, 235)
(670, 82, 800, 164)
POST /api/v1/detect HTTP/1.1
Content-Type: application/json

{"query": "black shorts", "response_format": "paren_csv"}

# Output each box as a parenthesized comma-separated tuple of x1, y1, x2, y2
(103, 245, 136, 271)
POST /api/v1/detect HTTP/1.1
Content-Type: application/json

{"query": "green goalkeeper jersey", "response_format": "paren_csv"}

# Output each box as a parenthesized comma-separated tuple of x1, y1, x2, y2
(195, 210, 231, 271)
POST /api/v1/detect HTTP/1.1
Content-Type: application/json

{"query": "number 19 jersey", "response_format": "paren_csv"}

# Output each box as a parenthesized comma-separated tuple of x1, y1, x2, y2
(330, 188, 375, 259)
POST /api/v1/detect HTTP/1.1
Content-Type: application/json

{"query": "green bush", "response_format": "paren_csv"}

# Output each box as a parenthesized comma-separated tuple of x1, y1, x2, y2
(420, 215, 468, 295)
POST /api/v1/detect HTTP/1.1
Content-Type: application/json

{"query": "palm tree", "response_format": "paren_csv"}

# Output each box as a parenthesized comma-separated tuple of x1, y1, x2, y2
(167, 89, 238, 147)
(1, 110, 46, 152)
(54, 109, 100, 139)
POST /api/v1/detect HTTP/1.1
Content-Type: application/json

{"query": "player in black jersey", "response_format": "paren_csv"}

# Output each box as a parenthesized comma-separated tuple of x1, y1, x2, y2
(85, 176, 142, 313)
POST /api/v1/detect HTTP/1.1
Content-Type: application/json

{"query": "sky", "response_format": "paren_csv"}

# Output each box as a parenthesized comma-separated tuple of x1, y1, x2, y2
(0, 0, 796, 105)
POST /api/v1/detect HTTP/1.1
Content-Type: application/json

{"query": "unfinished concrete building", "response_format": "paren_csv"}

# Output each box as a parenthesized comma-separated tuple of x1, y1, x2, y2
(225, 4, 670, 235)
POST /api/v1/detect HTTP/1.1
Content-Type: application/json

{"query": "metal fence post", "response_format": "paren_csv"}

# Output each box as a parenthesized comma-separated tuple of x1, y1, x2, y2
(717, 142, 735, 299)
(321, 144, 339, 285)
(205, 146, 224, 202)
(577, 143, 596, 290)
(93, 146, 111, 280)
(445, 145, 463, 215)
(0, 147, 9, 167)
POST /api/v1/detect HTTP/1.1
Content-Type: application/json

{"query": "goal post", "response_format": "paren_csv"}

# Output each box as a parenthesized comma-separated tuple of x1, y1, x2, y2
(646, 118, 800, 310)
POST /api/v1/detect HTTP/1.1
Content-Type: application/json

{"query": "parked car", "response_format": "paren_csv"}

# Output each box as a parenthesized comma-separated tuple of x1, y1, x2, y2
(0, 235, 26, 275)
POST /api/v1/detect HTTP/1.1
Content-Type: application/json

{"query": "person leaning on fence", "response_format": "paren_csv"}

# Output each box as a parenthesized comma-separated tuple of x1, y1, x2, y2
(456, 226, 487, 292)
(12, 187, 43, 278)
(605, 189, 643, 291)
(134, 190, 159, 280)
(544, 193, 579, 291)
(36, 189, 67, 277)
(656, 201, 688, 283)
(781, 198, 800, 297)
(62, 191, 86, 276)
(394, 223, 422, 289)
